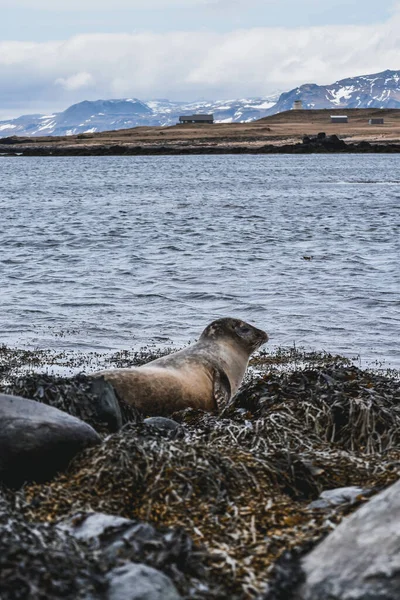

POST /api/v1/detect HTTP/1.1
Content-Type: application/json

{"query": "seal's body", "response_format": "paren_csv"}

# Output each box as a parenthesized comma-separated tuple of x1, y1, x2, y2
(93, 318, 268, 416)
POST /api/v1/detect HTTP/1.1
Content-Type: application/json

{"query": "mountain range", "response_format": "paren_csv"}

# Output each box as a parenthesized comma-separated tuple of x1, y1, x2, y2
(267, 69, 400, 115)
(0, 69, 399, 138)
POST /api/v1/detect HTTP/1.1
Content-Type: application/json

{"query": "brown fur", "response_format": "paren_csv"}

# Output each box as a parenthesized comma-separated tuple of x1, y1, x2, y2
(92, 318, 268, 416)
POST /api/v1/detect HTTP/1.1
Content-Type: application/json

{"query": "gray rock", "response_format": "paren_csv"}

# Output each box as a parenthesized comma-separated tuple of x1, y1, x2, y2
(297, 479, 400, 600)
(57, 512, 133, 543)
(0, 393, 101, 487)
(57, 511, 208, 595)
(308, 486, 370, 509)
(0, 493, 107, 600)
(143, 417, 183, 437)
(58, 512, 157, 561)
(2, 373, 127, 434)
(107, 563, 181, 600)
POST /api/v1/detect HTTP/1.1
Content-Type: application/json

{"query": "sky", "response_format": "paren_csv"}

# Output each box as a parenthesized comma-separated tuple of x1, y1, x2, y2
(0, 0, 399, 119)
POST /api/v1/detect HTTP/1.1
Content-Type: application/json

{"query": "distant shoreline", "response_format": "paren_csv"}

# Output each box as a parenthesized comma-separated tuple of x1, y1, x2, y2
(1, 108, 400, 156)
(2, 140, 400, 156)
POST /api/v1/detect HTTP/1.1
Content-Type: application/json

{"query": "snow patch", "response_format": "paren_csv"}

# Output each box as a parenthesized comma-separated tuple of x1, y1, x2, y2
(36, 120, 56, 132)
(0, 124, 16, 131)
(329, 86, 355, 105)
(245, 101, 275, 109)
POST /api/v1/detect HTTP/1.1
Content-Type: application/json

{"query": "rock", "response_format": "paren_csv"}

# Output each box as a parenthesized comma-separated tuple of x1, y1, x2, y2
(57, 512, 208, 576)
(59, 513, 188, 598)
(143, 417, 183, 438)
(357, 140, 372, 149)
(57, 511, 208, 594)
(325, 134, 346, 149)
(296, 479, 400, 600)
(0, 492, 107, 599)
(3, 373, 130, 433)
(301, 133, 346, 150)
(57, 512, 134, 544)
(58, 512, 159, 562)
(0, 393, 101, 487)
(107, 563, 181, 600)
(308, 486, 371, 509)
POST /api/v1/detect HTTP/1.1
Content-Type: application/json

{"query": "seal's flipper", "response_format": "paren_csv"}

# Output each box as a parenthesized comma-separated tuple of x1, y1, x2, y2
(213, 369, 231, 411)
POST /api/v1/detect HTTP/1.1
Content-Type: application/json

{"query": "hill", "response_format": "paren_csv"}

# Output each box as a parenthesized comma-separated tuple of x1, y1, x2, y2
(263, 69, 400, 116)
(2, 108, 400, 153)
(0, 69, 399, 138)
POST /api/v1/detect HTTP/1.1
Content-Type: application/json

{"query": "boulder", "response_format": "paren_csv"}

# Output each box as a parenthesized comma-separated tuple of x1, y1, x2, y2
(0, 393, 101, 487)
(4, 373, 127, 433)
(308, 486, 371, 510)
(296, 479, 400, 600)
(107, 564, 181, 600)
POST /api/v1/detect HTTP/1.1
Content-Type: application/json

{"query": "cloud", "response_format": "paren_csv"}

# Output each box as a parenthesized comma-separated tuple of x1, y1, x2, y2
(0, 10, 399, 117)
(55, 72, 95, 91)
(0, 0, 214, 9)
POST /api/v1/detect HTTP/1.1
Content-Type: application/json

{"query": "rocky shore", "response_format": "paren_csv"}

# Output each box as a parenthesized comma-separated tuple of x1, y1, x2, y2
(1, 347, 399, 599)
(1, 133, 400, 156)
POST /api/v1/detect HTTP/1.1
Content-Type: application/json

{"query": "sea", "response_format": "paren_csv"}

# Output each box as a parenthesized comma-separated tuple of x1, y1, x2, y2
(1, 154, 399, 369)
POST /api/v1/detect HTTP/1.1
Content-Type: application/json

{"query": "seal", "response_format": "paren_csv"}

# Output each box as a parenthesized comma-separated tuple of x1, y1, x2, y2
(92, 318, 268, 416)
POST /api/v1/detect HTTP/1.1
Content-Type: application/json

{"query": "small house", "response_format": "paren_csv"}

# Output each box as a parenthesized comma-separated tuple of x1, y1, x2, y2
(179, 114, 214, 124)
(330, 115, 348, 123)
(369, 118, 384, 125)
(293, 100, 303, 110)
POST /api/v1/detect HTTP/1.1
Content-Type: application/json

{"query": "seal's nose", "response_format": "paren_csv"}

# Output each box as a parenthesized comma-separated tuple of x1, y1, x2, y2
(257, 328, 269, 344)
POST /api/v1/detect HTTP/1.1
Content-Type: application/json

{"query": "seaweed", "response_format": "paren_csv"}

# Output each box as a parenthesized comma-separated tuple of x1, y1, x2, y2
(1, 350, 400, 598)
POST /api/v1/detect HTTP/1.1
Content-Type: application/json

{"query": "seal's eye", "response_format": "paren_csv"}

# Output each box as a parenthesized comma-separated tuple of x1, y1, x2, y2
(237, 325, 251, 336)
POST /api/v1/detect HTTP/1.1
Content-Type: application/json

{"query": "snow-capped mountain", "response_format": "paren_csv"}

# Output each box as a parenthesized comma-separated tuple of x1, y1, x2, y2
(262, 69, 400, 116)
(0, 95, 279, 138)
(0, 69, 399, 138)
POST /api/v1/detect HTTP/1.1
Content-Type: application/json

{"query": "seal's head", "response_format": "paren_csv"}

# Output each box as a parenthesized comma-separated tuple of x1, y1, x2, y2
(200, 317, 268, 353)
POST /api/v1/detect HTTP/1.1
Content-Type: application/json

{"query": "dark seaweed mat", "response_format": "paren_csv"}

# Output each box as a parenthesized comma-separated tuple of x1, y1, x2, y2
(0, 493, 107, 600)
(226, 363, 400, 453)
(0, 491, 223, 600)
(1, 373, 141, 433)
(59, 512, 223, 599)
(4, 362, 400, 599)
(260, 541, 314, 600)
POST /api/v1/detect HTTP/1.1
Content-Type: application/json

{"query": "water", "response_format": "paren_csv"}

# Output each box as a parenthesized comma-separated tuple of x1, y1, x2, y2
(0, 154, 399, 368)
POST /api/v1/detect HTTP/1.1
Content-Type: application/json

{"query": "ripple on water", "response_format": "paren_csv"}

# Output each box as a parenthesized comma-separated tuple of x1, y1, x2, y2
(0, 154, 399, 368)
